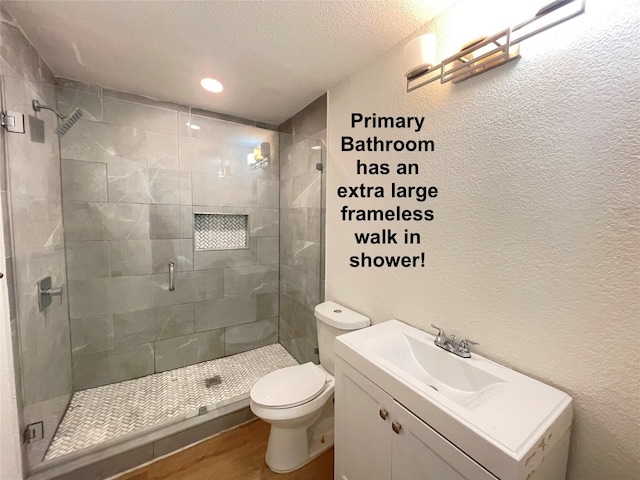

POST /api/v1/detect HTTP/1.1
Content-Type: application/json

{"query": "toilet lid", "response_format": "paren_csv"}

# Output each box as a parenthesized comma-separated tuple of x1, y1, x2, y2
(251, 363, 326, 408)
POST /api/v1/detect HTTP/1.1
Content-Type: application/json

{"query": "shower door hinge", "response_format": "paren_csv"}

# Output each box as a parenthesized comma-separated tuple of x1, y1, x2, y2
(1, 111, 25, 134)
(315, 163, 323, 171)
(24, 421, 44, 444)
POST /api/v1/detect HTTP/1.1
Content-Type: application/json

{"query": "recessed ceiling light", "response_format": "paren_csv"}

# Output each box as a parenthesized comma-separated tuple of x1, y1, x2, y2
(200, 78, 223, 93)
(186, 123, 201, 130)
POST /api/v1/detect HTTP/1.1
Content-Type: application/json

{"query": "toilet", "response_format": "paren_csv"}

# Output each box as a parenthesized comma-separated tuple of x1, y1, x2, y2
(250, 301, 370, 473)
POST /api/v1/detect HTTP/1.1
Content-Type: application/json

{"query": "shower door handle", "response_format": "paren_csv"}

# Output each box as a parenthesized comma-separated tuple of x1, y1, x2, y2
(168, 262, 175, 291)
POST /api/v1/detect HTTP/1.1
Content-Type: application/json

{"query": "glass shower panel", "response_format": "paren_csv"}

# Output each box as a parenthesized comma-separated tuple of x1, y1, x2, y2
(0, 74, 73, 470)
(278, 135, 324, 365)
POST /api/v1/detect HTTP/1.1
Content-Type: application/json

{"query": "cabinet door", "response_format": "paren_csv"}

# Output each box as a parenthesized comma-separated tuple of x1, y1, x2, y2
(335, 361, 393, 480)
(391, 400, 498, 480)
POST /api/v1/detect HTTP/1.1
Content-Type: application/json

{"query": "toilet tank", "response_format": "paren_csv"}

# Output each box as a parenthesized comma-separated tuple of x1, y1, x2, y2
(314, 301, 370, 375)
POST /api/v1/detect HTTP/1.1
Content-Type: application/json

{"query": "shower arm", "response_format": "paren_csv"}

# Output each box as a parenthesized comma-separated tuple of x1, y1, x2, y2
(32, 100, 65, 120)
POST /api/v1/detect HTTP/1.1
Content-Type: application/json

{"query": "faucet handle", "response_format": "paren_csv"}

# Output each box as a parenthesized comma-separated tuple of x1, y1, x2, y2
(457, 339, 479, 354)
(430, 324, 446, 343)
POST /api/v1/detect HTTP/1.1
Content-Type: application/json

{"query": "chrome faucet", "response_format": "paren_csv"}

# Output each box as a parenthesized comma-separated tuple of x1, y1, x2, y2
(430, 324, 478, 358)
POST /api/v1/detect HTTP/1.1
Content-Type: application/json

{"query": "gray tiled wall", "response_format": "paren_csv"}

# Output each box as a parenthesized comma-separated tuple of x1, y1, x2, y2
(278, 95, 327, 364)
(58, 80, 281, 389)
(1, 3, 72, 469)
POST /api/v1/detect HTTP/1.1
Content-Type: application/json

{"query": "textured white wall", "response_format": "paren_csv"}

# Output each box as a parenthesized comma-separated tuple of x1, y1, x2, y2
(326, 1, 639, 479)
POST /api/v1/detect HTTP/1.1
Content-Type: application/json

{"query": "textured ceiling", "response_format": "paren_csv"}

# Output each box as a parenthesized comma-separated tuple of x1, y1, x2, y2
(4, 0, 455, 124)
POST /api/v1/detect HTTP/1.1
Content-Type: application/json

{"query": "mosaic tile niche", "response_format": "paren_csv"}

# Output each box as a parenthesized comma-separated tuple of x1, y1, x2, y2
(194, 213, 249, 250)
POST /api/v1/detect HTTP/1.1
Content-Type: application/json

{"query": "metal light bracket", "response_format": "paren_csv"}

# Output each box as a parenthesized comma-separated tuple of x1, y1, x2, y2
(407, 0, 586, 92)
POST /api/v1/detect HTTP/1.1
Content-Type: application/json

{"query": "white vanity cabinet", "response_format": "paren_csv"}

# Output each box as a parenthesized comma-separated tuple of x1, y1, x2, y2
(334, 320, 573, 480)
(335, 360, 497, 480)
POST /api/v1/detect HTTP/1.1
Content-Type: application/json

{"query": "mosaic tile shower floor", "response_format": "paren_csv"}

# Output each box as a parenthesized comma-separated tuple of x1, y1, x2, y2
(45, 344, 298, 460)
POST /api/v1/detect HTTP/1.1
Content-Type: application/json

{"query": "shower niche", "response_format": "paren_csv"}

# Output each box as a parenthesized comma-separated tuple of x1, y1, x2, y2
(194, 213, 249, 250)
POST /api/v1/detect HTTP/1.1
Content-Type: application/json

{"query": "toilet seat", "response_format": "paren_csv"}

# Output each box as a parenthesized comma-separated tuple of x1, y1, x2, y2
(251, 362, 327, 409)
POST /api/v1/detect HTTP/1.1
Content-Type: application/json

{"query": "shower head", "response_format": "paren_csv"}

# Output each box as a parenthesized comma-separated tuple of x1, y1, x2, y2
(32, 99, 83, 137)
(54, 108, 83, 136)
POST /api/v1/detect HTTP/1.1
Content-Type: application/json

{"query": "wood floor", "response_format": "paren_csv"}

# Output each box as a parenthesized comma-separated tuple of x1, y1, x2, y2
(114, 419, 333, 480)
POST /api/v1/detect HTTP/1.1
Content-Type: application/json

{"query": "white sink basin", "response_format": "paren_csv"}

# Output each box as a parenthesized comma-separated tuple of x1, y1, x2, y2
(365, 330, 506, 408)
(335, 319, 573, 479)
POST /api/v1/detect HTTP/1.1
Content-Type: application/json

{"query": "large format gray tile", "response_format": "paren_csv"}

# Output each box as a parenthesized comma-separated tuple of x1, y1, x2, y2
(180, 205, 193, 238)
(63, 202, 150, 241)
(149, 168, 179, 204)
(56, 83, 103, 121)
(154, 329, 225, 372)
(68, 270, 223, 318)
(62, 202, 104, 241)
(68, 275, 152, 318)
(194, 295, 257, 332)
(150, 204, 180, 239)
(179, 135, 253, 177)
(257, 292, 279, 320)
(103, 97, 178, 135)
(178, 239, 194, 272)
(147, 131, 178, 169)
(113, 303, 195, 348)
(291, 93, 327, 142)
(257, 236, 279, 265)
(191, 173, 255, 207)
(292, 172, 321, 209)
(69, 314, 114, 356)
(280, 139, 320, 179)
(179, 171, 192, 205)
(150, 239, 183, 273)
(224, 265, 278, 297)
(60, 120, 148, 167)
(282, 239, 321, 278)
(61, 159, 107, 202)
(193, 241, 257, 270)
(110, 239, 184, 276)
(72, 343, 154, 390)
(66, 241, 110, 280)
(0, 10, 53, 83)
(150, 269, 225, 308)
(110, 240, 185, 277)
(107, 164, 151, 203)
(224, 317, 278, 356)
(257, 178, 279, 208)
(110, 240, 152, 276)
(102, 203, 151, 240)
(250, 208, 279, 237)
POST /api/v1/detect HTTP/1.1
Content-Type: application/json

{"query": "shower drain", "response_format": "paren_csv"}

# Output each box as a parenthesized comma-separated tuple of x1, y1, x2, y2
(205, 375, 222, 387)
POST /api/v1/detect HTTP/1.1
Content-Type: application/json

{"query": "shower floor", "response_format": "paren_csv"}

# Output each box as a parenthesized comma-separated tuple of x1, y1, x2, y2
(45, 344, 298, 461)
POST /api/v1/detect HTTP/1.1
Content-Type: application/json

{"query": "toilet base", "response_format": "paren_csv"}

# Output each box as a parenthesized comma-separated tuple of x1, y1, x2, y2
(265, 420, 334, 473)
(264, 400, 335, 473)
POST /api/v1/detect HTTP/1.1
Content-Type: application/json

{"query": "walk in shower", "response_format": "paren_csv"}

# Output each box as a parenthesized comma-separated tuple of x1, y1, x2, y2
(1, 10, 326, 476)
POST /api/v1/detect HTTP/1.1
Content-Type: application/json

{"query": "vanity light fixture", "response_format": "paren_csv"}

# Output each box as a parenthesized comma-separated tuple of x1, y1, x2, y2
(406, 0, 586, 92)
(200, 77, 223, 93)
